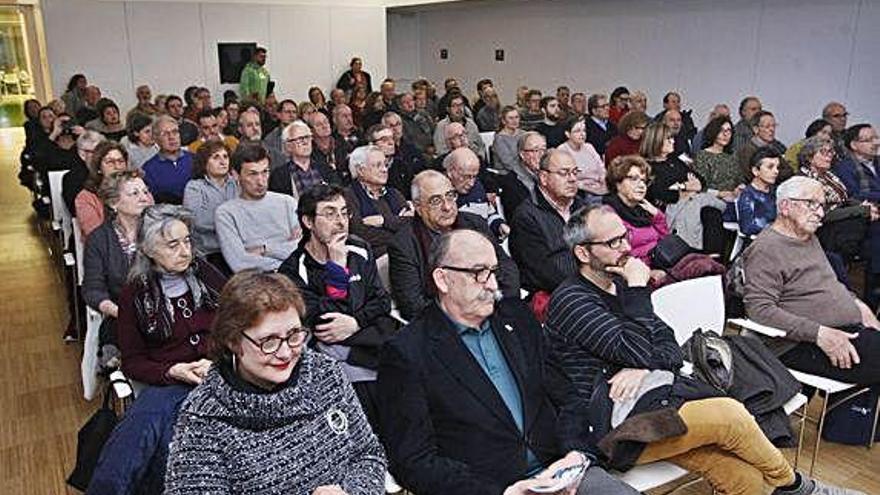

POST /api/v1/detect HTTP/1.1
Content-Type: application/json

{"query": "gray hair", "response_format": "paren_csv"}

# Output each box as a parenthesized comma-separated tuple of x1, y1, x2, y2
(151, 114, 177, 136)
(128, 204, 195, 282)
(427, 229, 492, 272)
(411, 169, 447, 202)
(348, 144, 383, 180)
(281, 120, 310, 142)
(562, 204, 616, 249)
(798, 135, 833, 168)
(76, 130, 105, 151)
(381, 111, 401, 125)
(517, 131, 545, 154)
(775, 176, 821, 210)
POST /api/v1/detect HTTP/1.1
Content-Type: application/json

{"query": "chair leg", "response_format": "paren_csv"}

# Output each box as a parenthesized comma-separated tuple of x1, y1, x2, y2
(794, 399, 808, 469)
(870, 395, 879, 450)
(810, 390, 830, 477)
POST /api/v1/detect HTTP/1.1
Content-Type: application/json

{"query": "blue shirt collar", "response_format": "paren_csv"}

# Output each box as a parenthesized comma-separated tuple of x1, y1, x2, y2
(440, 305, 491, 335)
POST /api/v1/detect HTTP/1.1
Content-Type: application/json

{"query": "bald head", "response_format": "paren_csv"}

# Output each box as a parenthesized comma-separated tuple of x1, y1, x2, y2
(444, 122, 468, 151)
(412, 169, 458, 231)
(444, 148, 480, 194)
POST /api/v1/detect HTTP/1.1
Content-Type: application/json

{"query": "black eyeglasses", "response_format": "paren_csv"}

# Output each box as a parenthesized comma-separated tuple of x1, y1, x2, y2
(421, 189, 458, 209)
(582, 231, 631, 250)
(440, 265, 500, 283)
(242, 328, 310, 355)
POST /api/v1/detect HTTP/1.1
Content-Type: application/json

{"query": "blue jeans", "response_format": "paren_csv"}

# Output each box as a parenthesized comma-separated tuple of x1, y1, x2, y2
(87, 384, 192, 495)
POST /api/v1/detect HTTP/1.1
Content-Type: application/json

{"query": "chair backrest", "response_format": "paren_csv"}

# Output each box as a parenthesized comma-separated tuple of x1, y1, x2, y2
(48, 170, 72, 248)
(376, 253, 391, 293)
(479, 131, 495, 150)
(72, 217, 86, 285)
(651, 275, 725, 346)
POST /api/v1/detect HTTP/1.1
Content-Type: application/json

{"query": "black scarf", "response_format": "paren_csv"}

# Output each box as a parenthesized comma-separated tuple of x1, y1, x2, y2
(131, 258, 220, 342)
(604, 194, 653, 228)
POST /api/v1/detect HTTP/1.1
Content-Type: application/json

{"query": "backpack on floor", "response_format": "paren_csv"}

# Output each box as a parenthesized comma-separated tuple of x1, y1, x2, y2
(821, 386, 879, 445)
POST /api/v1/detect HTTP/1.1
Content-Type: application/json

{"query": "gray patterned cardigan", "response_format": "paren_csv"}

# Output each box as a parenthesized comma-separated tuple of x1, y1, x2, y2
(165, 349, 386, 494)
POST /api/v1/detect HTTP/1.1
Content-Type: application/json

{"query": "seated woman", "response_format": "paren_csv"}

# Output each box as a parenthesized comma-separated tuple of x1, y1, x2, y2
(605, 155, 723, 285)
(85, 98, 127, 141)
(557, 118, 606, 202)
(165, 271, 386, 494)
(738, 148, 781, 237)
(492, 105, 524, 173)
(641, 122, 692, 208)
(82, 170, 154, 368)
(75, 141, 130, 239)
(344, 145, 411, 257)
(120, 113, 158, 170)
(785, 119, 832, 173)
(88, 205, 227, 494)
(664, 171, 726, 254)
(183, 140, 239, 273)
(692, 116, 745, 200)
(605, 111, 649, 166)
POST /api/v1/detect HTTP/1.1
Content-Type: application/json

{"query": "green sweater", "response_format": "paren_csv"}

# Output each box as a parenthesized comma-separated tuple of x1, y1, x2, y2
(239, 62, 270, 102)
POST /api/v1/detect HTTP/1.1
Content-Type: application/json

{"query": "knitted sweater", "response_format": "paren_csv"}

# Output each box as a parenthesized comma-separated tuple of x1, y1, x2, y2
(165, 350, 386, 494)
(215, 192, 301, 272)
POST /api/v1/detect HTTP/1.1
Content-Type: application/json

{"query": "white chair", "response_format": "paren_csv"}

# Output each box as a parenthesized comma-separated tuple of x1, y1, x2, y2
(47, 171, 72, 250)
(479, 131, 495, 151)
(728, 318, 877, 475)
(375, 253, 408, 325)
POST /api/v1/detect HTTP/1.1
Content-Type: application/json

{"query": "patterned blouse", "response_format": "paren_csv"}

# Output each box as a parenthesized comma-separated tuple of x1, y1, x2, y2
(693, 150, 744, 192)
(799, 166, 849, 210)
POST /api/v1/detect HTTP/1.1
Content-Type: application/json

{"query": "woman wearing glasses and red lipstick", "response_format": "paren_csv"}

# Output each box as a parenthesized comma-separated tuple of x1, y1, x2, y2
(165, 270, 386, 495)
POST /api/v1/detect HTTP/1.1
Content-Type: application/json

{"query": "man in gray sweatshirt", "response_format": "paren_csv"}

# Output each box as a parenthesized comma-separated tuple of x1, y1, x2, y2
(216, 143, 301, 272)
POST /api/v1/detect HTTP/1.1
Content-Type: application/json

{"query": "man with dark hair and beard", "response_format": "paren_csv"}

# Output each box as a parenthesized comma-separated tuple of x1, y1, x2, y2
(535, 96, 567, 148)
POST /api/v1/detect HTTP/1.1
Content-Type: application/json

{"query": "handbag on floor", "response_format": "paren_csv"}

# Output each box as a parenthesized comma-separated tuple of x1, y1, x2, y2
(66, 379, 126, 490)
(821, 386, 880, 445)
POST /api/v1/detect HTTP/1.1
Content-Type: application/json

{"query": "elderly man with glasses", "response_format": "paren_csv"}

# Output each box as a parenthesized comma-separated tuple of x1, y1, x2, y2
(744, 176, 880, 387)
(509, 148, 585, 304)
(268, 120, 339, 198)
(388, 169, 520, 320)
(278, 183, 397, 432)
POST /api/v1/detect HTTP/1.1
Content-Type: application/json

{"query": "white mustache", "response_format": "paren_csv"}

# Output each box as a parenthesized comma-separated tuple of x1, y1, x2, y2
(478, 289, 504, 302)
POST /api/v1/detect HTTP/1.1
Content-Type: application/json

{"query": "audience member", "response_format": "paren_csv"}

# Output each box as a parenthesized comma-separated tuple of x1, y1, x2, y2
(445, 147, 508, 241)
(655, 91, 696, 141)
(308, 111, 352, 185)
(397, 92, 434, 155)
(278, 184, 397, 430)
(183, 140, 239, 272)
(534, 96, 566, 148)
(377, 229, 639, 495)
(85, 98, 127, 141)
(570, 91, 588, 120)
(378, 113, 426, 199)
(344, 145, 411, 257)
(188, 109, 239, 154)
(693, 116, 745, 199)
(641, 122, 691, 207)
(75, 141, 130, 239)
(498, 131, 545, 217)
(308, 86, 330, 116)
(239, 47, 270, 103)
(631, 90, 648, 114)
(125, 84, 158, 124)
(691, 104, 731, 156)
(62, 130, 105, 214)
(75, 86, 101, 126)
(822, 101, 849, 158)
(519, 89, 545, 131)
(388, 170, 519, 320)
(556, 85, 571, 117)
(120, 114, 158, 170)
(475, 86, 501, 132)
(662, 109, 691, 158)
(165, 270, 386, 494)
(222, 99, 240, 137)
(262, 99, 298, 166)
(142, 116, 193, 204)
(268, 121, 334, 197)
(82, 170, 154, 366)
(61, 74, 87, 116)
(492, 106, 524, 173)
(558, 118, 606, 200)
(164, 95, 198, 145)
(215, 144, 301, 272)
(237, 108, 263, 144)
(605, 110, 648, 166)
(785, 119, 833, 173)
(738, 148, 781, 236)
(736, 110, 789, 183)
(546, 203, 855, 495)
(744, 176, 880, 387)
(332, 103, 362, 154)
(510, 148, 585, 301)
(732, 96, 762, 153)
(609, 86, 631, 125)
(88, 205, 225, 494)
(433, 94, 486, 159)
(336, 56, 374, 93)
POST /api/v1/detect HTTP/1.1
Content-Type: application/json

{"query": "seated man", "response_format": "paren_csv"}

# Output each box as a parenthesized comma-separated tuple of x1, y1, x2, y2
(509, 149, 584, 296)
(261, 98, 298, 167)
(278, 184, 396, 430)
(744, 176, 880, 386)
(380, 111, 428, 199)
(142, 115, 194, 204)
(215, 143, 300, 272)
(268, 121, 338, 198)
(308, 110, 351, 185)
(444, 147, 509, 241)
(377, 229, 640, 495)
(498, 131, 545, 218)
(188, 108, 239, 153)
(344, 145, 412, 257)
(547, 203, 861, 495)
(237, 107, 263, 144)
(433, 94, 486, 159)
(388, 170, 520, 320)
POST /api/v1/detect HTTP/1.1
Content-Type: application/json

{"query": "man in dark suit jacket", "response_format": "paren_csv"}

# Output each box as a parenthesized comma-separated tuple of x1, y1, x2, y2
(387, 170, 520, 321)
(377, 229, 639, 495)
(585, 93, 617, 156)
(267, 121, 341, 197)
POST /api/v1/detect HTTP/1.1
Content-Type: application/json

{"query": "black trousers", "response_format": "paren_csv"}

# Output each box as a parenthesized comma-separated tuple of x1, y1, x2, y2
(700, 206, 726, 255)
(780, 327, 880, 386)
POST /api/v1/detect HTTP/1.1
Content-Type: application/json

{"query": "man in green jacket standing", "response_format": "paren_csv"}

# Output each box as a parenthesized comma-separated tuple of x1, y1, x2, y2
(239, 47, 270, 103)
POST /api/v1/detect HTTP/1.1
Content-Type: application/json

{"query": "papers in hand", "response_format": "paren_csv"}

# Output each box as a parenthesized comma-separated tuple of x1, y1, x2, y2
(528, 461, 590, 493)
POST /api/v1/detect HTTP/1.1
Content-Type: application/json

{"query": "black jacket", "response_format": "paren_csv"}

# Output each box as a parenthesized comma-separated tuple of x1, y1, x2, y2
(278, 236, 395, 370)
(268, 159, 342, 197)
(61, 156, 89, 215)
(377, 299, 594, 495)
(387, 212, 520, 321)
(585, 117, 618, 156)
(336, 69, 373, 93)
(388, 139, 428, 200)
(509, 189, 584, 293)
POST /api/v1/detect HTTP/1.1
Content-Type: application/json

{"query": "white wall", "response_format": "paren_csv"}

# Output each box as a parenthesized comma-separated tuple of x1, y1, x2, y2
(388, 0, 879, 145)
(42, 0, 387, 109)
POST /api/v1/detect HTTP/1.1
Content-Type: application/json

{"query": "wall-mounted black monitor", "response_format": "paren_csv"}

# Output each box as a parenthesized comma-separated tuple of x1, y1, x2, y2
(218, 42, 257, 84)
